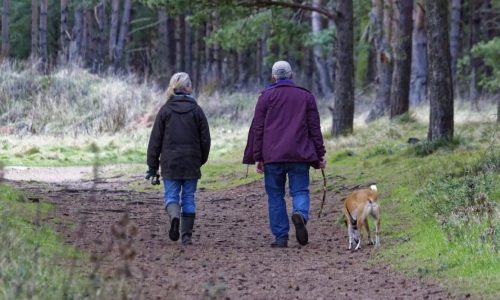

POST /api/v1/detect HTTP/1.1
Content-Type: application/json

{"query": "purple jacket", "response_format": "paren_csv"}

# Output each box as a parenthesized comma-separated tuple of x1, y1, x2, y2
(243, 81, 325, 168)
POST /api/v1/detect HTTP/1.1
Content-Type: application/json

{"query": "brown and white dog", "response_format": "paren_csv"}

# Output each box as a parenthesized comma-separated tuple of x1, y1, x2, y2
(342, 185, 380, 250)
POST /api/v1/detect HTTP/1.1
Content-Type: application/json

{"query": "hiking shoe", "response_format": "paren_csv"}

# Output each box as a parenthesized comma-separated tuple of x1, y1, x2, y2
(270, 238, 288, 248)
(168, 217, 180, 241)
(292, 213, 308, 245)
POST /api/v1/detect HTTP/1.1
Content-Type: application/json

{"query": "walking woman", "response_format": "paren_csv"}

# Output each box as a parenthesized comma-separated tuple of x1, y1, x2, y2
(146, 72, 211, 245)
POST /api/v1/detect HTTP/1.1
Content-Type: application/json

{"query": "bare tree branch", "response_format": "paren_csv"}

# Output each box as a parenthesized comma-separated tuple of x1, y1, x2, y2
(238, 0, 338, 21)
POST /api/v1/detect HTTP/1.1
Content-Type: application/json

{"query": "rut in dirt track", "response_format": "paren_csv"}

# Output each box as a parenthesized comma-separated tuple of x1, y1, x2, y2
(11, 176, 455, 300)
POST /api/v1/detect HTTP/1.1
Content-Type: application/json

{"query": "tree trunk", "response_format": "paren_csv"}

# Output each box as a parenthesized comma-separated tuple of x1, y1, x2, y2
(390, 0, 413, 118)
(94, 0, 106, 73)
(69, 6, 83, 64)
(31, 0, 39, 60)
(109, 0, 120, 63)
(204, 17, 212, 82)
(176, 14, 186, 72)
(237, 49, 251, 88)
(410, 0, 427, 105)
(497, 96, 499, 123)
(469, 0, 481, 106)
(365, 40, 376, 86)
(167, 16, 177, 76)
(213, 13, 222, 84)
(426, 0, 454, 141)
(305, 47, 314, 91)
(2, 0, 11, 59)
(327, 18, 336, 92)
(59, 0, 69, 64)
(195, 23, 205, 90)
(331, 0, 354, 136)
(113, 0, 132, 73)
(82, 8, 92, 66)
(366, 0, 393, 121)
(39, 0, 48, 73)
(157, 9, 170, 86)
(449, 0, 461, 85)
(255, 39, 262, 85)
(185, 17, 193, 77)
(311, 0, 332, 97)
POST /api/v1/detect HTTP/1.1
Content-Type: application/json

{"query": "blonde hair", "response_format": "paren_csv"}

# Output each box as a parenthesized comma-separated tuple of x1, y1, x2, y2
(166, 72, 192, 99)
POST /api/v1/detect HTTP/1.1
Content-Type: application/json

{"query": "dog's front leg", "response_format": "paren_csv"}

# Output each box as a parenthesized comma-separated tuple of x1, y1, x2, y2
(364, 219, 374, 245)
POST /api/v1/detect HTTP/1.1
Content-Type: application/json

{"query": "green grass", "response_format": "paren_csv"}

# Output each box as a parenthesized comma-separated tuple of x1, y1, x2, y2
(0, 184, 134, 299)
(324, 119, 499, 298)
(0, 184, 84, 299)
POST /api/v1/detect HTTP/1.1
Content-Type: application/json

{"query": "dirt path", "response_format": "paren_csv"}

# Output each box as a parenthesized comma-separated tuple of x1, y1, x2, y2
(7, 169, 456, 300)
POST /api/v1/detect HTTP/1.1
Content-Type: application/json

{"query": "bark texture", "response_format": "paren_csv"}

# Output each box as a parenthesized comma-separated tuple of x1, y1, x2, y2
(426, 0, 454, 141)
(39, 0, 48, 73)
(2, 0, 11, 58)
(449, 0, 461, 83)
(31, 0, 38, 60)
(390, 0, 413, 118)
(94, 0, 106, 72)
(59, 0, 70, 64)
(113, 0, 133, 72)
(367, 0, 393, 121)
(176, 14, 186, 72)
(157, 9, 170, 85)
(469, 0, 482, 105)
(109, 0, 120, 62)
(410, 0, 427, 105)
(331, 0, 354, 136)
(312, 0, 333, 96)
(69, 6, 83, 64)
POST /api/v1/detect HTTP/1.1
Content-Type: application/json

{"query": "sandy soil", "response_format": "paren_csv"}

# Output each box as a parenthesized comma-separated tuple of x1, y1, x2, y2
(5, 168, 461, 300)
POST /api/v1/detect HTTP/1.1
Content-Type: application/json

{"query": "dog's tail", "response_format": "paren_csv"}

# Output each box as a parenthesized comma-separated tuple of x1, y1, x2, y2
(370, 184, 377, 192)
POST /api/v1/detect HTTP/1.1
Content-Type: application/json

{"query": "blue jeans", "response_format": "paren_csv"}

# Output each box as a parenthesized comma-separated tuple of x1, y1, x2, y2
(163, 179, 198, 214)
(264, 163, 310, 240)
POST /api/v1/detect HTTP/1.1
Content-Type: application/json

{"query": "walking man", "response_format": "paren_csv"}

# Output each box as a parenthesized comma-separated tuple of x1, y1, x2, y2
(243, 61, 326, 248)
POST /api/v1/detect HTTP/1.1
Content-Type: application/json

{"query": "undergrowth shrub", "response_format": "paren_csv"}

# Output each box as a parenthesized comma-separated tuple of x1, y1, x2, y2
(0, 63, 163, 135)
(415, 152, 499, 252)
(0, 62, 260, 135)
(411, 136, 464, 156)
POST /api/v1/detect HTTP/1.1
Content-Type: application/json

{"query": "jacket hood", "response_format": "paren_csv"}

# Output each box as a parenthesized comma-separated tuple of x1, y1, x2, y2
(167, 94, 198, 114)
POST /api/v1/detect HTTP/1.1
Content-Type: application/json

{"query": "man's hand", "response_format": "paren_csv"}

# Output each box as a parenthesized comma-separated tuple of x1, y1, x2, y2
(319, 158, 326, 169)
(256, 161, 264, 174)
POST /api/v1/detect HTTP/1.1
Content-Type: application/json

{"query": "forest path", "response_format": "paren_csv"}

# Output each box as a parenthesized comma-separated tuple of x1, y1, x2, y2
(6, 167, 456, 300)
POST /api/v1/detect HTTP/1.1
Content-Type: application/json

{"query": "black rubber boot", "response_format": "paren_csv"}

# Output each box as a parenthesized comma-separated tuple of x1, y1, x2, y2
(166, 203, 180, 241)
(292, 212, 308, 246)
(181, 213, 195, 245)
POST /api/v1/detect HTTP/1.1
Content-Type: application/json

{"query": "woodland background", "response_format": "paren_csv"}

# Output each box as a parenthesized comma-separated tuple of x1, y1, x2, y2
(1, 0, 499, 137)
(0, 1, 499, 299)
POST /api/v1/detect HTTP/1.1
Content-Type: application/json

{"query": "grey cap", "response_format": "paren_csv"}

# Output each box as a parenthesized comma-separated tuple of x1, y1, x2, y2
(272, 61, 293, 79)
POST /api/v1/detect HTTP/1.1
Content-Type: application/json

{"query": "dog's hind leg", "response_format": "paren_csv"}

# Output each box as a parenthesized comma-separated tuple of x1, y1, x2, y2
(375, 216, 381, 247)
(364, 218, 374, 245)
